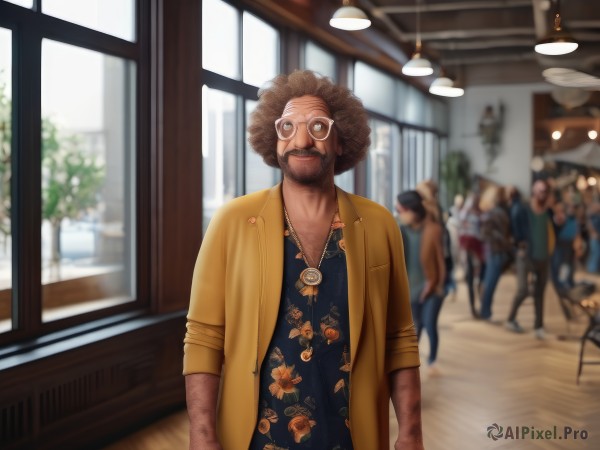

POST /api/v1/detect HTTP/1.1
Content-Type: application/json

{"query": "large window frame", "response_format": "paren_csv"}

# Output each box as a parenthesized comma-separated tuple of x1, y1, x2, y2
(201, 0, 283, 229)
(0, 0, 151, 345)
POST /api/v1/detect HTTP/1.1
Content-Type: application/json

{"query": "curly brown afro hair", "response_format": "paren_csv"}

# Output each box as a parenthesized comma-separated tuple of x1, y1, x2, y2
(247, 70, 371, 175)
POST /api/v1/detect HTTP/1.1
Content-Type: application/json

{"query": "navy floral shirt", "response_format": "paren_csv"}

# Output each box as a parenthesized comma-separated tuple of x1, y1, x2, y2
(249, 213, 353, 450)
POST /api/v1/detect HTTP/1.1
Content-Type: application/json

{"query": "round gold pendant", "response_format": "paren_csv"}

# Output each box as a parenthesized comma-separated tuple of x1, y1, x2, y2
(300, 267, 322, 286)
(300, 347, 313, 362)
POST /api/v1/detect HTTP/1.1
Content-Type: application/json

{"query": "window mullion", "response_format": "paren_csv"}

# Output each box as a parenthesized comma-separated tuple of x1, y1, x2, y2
(14, 20, 43, 335)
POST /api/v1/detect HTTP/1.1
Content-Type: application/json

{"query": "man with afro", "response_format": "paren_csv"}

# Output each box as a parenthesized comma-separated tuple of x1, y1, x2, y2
(184, 70, 424, 450)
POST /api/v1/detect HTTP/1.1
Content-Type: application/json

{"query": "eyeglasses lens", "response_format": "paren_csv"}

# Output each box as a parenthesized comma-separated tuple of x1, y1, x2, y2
(275, 117, 332, 141)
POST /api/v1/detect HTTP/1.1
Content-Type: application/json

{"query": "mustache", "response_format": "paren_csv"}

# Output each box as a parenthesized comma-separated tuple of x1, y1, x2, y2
(281, 148, 324, 162)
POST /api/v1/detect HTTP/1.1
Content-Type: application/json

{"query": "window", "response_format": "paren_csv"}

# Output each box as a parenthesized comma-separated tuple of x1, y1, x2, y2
(367, 119, 397, 210)
(202, 86, 238, 231)
(243, 12, 279, 88)
(0, 27, 11, 333)
(3, 0, 32, 7)
(402, 128, 417, 191)
(305, 41, 336, 81)
(335, 170, 354, 193)
(354, 62, 395, 117)
(245, 99, 279, 193)
(201, 0, 281, 225)
(40, 40, 136, 322)
(42, 0, 136, 42)
(0, 1, 143, 343)
(202, 0, 239, 79)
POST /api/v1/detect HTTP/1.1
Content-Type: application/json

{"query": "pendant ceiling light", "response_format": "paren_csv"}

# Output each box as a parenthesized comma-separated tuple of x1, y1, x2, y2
(402, 0, 433, 76)
(535, 0, 578, 56)
(429, 76, 464, 97)
(330, 0, 371, 31)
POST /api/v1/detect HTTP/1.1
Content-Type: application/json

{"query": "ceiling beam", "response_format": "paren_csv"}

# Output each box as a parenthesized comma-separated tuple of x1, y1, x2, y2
(408, 25, 600, 43)
(370, 0, 532, 15)
(429, 38, 535, 50)
(441, 52, 538, 66)
(405, 27, 535, 41)
(360, 0, 409, 41)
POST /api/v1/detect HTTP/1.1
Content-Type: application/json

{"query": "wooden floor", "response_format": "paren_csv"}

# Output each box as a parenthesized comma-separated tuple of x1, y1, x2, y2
(104, 269, 600, 450)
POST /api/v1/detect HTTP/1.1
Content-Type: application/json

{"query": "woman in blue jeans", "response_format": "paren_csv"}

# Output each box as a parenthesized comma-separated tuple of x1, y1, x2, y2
(479, 186, 511, 321)
(396, 190, 446, 375)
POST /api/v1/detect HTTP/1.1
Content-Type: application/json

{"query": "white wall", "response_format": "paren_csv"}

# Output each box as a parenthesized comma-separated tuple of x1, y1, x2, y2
(448, 82, 551, 195)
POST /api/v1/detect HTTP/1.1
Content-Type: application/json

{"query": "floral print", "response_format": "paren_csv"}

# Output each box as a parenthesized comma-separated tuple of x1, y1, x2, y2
(249, 215, 352, 449)
(269, 362, 302, 403)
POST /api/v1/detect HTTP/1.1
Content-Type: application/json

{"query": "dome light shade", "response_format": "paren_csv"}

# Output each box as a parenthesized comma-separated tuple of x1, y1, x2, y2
(429, 76, 464, 97)
(401, 0, 433, 77)
(535, 12, 578, 56)
(402, 53, 434, 76)
(535, 38, 578, 56)
(329, 5, 371, 31)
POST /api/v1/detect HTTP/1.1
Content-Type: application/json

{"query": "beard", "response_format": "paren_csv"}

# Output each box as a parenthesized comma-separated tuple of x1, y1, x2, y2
(277, 148, 336, 187)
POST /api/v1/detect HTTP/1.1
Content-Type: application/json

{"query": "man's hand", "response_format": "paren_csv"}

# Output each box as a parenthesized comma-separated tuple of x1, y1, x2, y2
(394, 436, 425, 450)
(186, 373, 222, 450)
(390, 367, 424, 449)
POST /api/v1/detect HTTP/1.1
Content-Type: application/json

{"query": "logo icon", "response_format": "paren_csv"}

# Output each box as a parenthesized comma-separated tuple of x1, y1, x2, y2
(487, 423, 504, 441)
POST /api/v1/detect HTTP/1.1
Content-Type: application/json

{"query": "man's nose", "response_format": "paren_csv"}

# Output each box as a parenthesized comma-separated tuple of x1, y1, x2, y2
(293, 124, 314, 148)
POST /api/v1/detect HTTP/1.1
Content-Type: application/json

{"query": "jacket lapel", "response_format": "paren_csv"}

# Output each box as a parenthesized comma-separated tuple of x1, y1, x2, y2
(336, 187, 365, 368)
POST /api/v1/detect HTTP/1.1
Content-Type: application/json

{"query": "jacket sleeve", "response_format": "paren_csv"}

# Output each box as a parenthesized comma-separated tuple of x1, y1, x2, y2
(182, 211, 227, 376)
(385, 218, 420, 373)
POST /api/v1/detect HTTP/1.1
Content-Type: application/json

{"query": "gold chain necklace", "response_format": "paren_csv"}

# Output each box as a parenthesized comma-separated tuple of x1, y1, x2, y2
(283, 206, 336, 287)
(284, 205, 337, 363)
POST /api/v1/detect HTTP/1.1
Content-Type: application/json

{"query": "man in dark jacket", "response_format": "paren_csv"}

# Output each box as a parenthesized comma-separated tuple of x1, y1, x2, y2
(506, 180, 555, 340)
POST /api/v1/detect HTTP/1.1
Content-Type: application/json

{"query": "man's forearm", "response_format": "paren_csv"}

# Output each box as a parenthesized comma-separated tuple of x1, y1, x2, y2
(390, 367, 425, 449)
(185, 372, 221, 449)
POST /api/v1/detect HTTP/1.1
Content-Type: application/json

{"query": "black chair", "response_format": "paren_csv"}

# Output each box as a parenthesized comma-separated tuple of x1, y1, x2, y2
(554, 281, 595, 340)
(576, 298, 600, 384)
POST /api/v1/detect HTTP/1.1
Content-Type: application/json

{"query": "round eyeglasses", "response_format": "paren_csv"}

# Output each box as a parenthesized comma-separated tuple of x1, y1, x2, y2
(274, 116, 335, 141)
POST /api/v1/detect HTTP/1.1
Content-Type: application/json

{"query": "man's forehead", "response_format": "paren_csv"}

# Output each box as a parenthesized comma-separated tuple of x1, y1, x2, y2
(281, 96, 330, 117)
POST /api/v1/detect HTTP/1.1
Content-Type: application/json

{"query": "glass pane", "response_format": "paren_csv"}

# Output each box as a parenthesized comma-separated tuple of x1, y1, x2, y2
(416, 131, 425, 184)
(354, 62, 395, 117)
(243, 12, 279, 88)
(367, 119, 393, 209)
(41, 39, 136, 322)
(335, 170, 354, 193)
(245, 99, 279, 193)
(305, 41, 336, 81)
(42, 0, 135, 42)
(202, 86, 237, 232)
(4, 0, 33, 8)
(0, 28, 12, 333)
(202, 0, 239, 79)
(403, 85, 425, 126)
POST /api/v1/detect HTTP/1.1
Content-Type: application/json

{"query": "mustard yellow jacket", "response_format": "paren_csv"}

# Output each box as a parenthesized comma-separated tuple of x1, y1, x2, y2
(183, 185, 420, 449)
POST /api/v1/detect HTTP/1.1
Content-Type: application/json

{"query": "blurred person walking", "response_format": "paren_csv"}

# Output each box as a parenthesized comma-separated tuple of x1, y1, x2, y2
(458, 192, 485, 318)
(479, 186, 511, 321)
(397, 190, 446, 375)
(506, 179, 555, 339)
